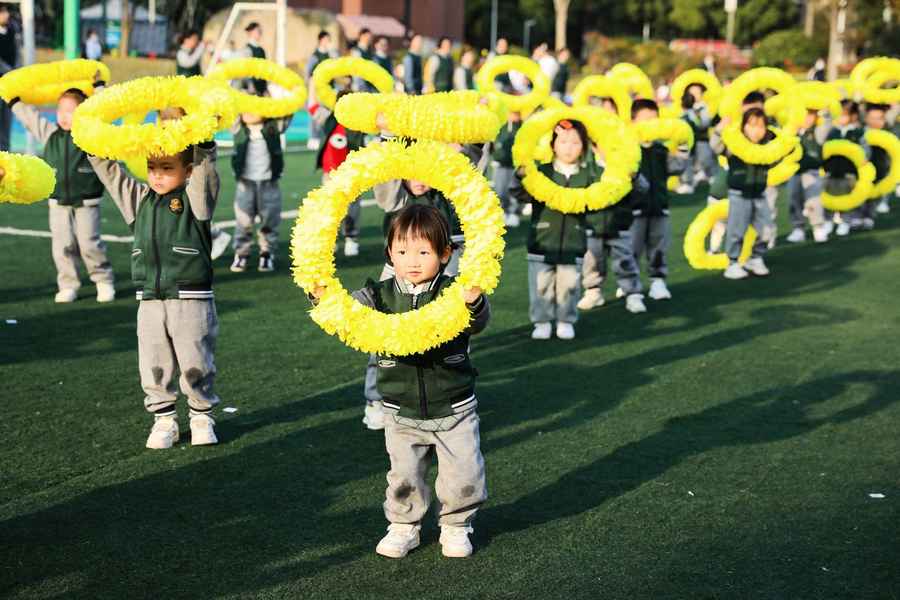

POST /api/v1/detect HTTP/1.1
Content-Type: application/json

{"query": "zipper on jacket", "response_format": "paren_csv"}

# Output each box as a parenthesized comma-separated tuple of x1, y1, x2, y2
(152, 197, 162, 298)
(412, 292, 428, 418)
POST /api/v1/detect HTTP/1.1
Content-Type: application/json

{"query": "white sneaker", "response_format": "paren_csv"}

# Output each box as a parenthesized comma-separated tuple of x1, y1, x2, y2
(531, 322, 552, 340)
(440, 525, 474, 558)
(504, 213, 520, 227)
(576, 287, 605, 310)
(54, 288, 78, 303)
(744, 257, 770, 276)
(648, 278, 671, 300)
(230, 255, 248, 272)
(521, 203, 532, 216)
(835, 222, 851, 237)
(615, 287, 625, 299)
(555, 322, 575, 340)
(211, 230, 232, 260)
(344, 238, 360, 257)
(96, 282, 115, 303)
(876, 198, 890, 214)
(812, 224, 829, 243)
(189, 413, 218, 446)
(676, 183, 694, 195)
(625, 294, 647, 314)
(258, 252, 275, 272)
(146, 415, 179, 449)
(822, 221, 834, 237)
(862, 218, 875, 230)
(786, 227, 806, 243)
(306, 138, 321, 151)
(376, 523, 421, 558)
(362, 401, 385, 430)
(723, 263, 749, 280)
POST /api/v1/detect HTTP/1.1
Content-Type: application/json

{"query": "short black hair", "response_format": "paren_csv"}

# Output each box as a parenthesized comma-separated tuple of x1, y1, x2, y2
(742, 106, 767, 130)
(631, 98, 659, 119)
(386, 204, 451, 256)
(742, 91, 766, 106)
(317, 30, 330, 42)
(438, 36, 452, 47)
(59, 87, 88, 104)
(865, 102, 889, 114)
(599, 96, 617, 111)
(841, 99, 860, 116)
(245, 22, 261, 33)
(359, 28, 371, 37)
(550, 119, 589, 155)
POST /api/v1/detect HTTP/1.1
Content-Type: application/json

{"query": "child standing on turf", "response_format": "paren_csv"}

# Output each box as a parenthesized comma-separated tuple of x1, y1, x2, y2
(491, 110, 522, 227)
(678, 83, 718, 194)
(823, 100, 865, 237)
(88, 138, 222, 449)
(847, 103, 891, 231)
(785, 108, 830, 244)
(9, 85, 116, 303)
(314, 204, 490, 559)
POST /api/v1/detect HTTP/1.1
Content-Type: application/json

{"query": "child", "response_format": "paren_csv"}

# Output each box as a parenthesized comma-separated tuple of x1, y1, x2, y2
(229, 109, 291, 272)
(314, 204, 489, 559)
(629, 98, 689, 302)
(490, 110, 522, 227)
(847, 103, 890, 230)
(713, 108, 777, 280)
(786, 108, 829, 244)
(88, 139, 221, 449)
(679, 83, 718, 193)
(823, 100, 865, 237)
(515, 119, 590, 339)
(10, 86, 116, 303)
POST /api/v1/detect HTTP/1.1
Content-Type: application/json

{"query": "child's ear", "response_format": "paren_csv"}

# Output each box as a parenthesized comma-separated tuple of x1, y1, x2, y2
(440, 245, 452, 264)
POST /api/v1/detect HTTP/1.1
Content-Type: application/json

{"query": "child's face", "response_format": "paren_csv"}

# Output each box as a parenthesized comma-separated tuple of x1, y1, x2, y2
(743, 116, 767, 143)
(837, 110, 851, 126)
(553, 128, 583, 165)
(56, 96, 79, 131)
(687, 84, 704, 103)
(389, 234, 450, 285)
(147, 156, 192, 195)
(508, 111, 522, 123)
(405, 179, 431, 196)
(803, 109, 818, 130)
(633, 107, 658, 124)
(600, 98, 618, 115)
(183, 34, 199, 49)
(865, 109, 886, 130)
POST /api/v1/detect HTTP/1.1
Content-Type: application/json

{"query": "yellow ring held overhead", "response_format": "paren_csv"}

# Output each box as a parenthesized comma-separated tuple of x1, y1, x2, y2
(820, 140, 876, 212)
(718, 67, 798, 123)
(570, 75, 632, 121)
(291, 140, 506, 356)
(311, 57, 394, 110)
(765, 81, 842, 122)
(475, 55, 550, 114)
(633, 118, 694, 151)
(607, 62, 654, 99)
(0, 152, 56, 204)
(511, 106, 641, 214)
(670, 69, 722, 115)
(767, 143, 802, 187)
(850, 56, 900, 91)
(722, 124, 799, 166)
(334, 91, 505, 143)
(683, 199, 755, 270)
(864, 129, 900, 198)
(206, 57, 307, 118)
(862, 67, 900, 105)
(0, 59, 111, 105)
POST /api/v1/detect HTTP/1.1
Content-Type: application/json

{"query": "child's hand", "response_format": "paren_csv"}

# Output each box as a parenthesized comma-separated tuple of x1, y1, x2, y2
(719, 116, 732, 128)
(312, 286, 327, 300)
(463, 287, 482, 304)
(0, 166, 5, 181)
(375, 112, 389, 131)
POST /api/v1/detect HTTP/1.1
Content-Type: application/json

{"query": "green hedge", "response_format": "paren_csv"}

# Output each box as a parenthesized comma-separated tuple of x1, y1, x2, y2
(753, 29, 827, 70)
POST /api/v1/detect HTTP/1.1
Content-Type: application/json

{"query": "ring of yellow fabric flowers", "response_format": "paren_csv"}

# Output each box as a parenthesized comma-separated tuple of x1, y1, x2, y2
(334, 90, 505, 143)
(670, 69, 722, 115)
(864, 129, 900, 198)
(634, 118, 695, 152)
(721, 123, 799, 166)
(683, 199, 755, 270)
(291, 139, 506, 356)
(0, 152, 56, 204)
(475, 55, 550, 114)
(765, 81, 842, 122)
(767, 143, 802, 187)
(850, 56, 900, 94)
(570, 75, 632, 121)
(718, 67, 798, 123)
(72, 76, 237, 160)
(861, 68, 900, 105)
(0, 59, 111, 105)
(311, 57, 394, 110)
(820, 140, 876, 212)
(511, 106, 641, 214)
(607, 62, 655, 99)
(206, 57, 307, 118)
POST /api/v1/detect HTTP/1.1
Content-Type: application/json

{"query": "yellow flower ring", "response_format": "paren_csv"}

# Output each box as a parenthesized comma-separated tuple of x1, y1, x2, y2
(820, 140, 876, 212)
(718, 67, 797, 123)
(311, 57, 394, 110)
(683, 199, 755, 270)
(71, 76, 237, 160)
(634, 118, 695, 153)
(607, 62, 655, 99)
(767, 142, 802, 187)
(864, 129, 900, 198)
(721, 124, 799, 166)
(334, 90, 505, 143)
(0, 59, 111, 105)
(206, 57, 307, 118)
(570, 75, 632, 121)
(475, 55, 550, 114)
(850, 57, 900, 91)
(670, 69, 722, 115)
(0, 152, 56, 204)
(765, 81, 842, 122)
(831, 78, 856, 100)
(511, 106, 641, 214)
(291, 140, 505, 356)
(862, 67, 900, 105)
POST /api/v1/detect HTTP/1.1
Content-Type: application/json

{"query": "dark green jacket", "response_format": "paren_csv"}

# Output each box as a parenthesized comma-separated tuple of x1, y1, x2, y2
(232, 119, 285, 180)
(517, 162, 590, 264)
(552, 62, 569, 95)
(383, 186, 462, 239)
(824, 125, 864, 179)
(866, 128, 890, 183)
(248, 44, 267, 94)
(354, 275, 490, 420)
(491, 121, 521, 167)
(584, 162, 637, 239)
(797, 127, 824, 172)
(43, 128, 105, 206)
(631, 142, 684, 217)
(433, 54, 454, 92)
(725, 130, 776, 199)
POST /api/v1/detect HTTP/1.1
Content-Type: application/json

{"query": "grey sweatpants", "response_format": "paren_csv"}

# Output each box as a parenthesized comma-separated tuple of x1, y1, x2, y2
(787, 171, 825, 229)
(137, 298, 220, 415)
(491, 164, 516, 214)
(233, 178, 282, 257)
(681, 140, 718, 184)
(528, 261, 580, 324)
(48, 203, 114, 292)
(323, 171, 361, 241)
(630, 214, 670, 279)
(383, 409, 487, 527)
(725, 189, 772, 261)
(582, 232, 642, 294)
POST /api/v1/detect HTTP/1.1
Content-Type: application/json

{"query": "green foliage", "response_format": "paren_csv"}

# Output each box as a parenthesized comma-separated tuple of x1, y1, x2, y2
(753, 29, 827, 70)
(580, 33, 697, 83)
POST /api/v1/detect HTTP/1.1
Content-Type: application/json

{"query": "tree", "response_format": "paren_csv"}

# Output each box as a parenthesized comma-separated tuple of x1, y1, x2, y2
(119, 0, 131, 55)
(554, 0, 570, 49)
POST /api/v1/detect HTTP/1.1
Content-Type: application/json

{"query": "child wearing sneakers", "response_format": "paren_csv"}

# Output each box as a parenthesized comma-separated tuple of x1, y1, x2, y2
(88, 139, 222, 449)
(678, 83, 718, 194)
(824, 100, 865, 237)
(491, 110, 522, 227)
(847, 103, 890, 231)
(785, 108, 830, 244)
(229, 109, 291, 273)
(9, 85, 116, 303)
(313, 204, 490, 559)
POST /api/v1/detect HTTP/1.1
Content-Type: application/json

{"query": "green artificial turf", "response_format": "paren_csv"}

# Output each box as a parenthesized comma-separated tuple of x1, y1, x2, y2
(1, 152, 898, 599)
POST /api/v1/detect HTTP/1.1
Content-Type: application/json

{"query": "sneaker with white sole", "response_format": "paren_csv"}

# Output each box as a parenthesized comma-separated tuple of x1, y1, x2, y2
(576, 287, 605, 310)
(835, 222, 851, 237)
(615, 287, 625, 299)
(96, 282, 115, 303)
(876, 198, 890, 214)
(344, 238, 360, 257)
(54, 288, 78, 303)
(258, 252, 275, 272)
(724, 263, 749, 280)
(555, 322, 575, 340)
(744, 257, 770, 276)
(504, 213, 520, 228)
(376, 523, 421, 558)
(786, 227, 806, 243)
(812, 224, 829, 243)
(211, 230, 232, 260)
(648, 278, 671, 300)
(189, 413, 218, 446)
(822, 221, 834, 237)
(363, 401, 385, 430)
(521, 203, 532, 216)
(440, 525, 474, 558)
(676, 183, 694, 195)
(230, 255, 248, 272)
(146, 415, 179, 449)
(862, 218, 875, 230)
(531, 322, 552, 340)
(625, 294, 647, 314)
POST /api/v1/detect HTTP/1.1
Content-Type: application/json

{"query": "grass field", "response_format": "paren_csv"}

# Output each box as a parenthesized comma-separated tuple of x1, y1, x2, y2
(1, 152, 899, 599)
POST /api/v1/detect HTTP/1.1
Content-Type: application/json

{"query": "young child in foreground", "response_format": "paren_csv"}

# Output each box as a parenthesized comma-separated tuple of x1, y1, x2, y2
(88, 138, 222, 449)
(314, 204, 490, 559)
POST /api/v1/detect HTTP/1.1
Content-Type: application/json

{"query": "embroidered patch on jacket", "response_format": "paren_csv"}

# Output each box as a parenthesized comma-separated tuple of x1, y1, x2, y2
(378, 359, 397, 368)
(444, 354, 466, 365)
(169, 198, 184, 214)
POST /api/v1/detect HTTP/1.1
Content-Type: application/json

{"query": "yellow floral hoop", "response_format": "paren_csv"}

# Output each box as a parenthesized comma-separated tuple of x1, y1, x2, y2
(831, 78, 855, 100)
(864, 129, 900, 198)
(72, 76, 237, 160)
(722, 124, 799, 166)
(683, 199, 755, 270)
(475, 55, 550, 114)
(206, 57, 307, 118)
(765, 81, 842, 122)
(634, 118, 694, 152)
(820, 140, 876, 212)
(0, 59, 111, 105)
(291, 140, 505, 356)
(767, 143, 802, 187)
(718, 67, 797, 123)
(607, 62, 654, 99)
(334, 91, 505, 143)
(0, 152, 56, 204)
(670, 69, 722, 115)
(311, 57, 394, 110)
(511, 106, 640, 214)
(850, 57, 900, 91)
(570, 75, 632, 121)
(862, 68, 900, 105)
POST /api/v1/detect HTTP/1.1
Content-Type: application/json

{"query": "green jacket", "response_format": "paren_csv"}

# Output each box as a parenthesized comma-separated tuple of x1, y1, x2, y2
(492, 121, 521, 168)
(382, 185, 462, 240)
(824, 125, 865, 179)
(631, 142, 685, 217)
(354, 275, 490, 420)
(433, 54, 454, 92)
(584, 162, 637, 239)
(518, 162, 590, 264)
(725, 130, 776, 199)
(232, 118, 286, 180)
(797, 127, 824, 172)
